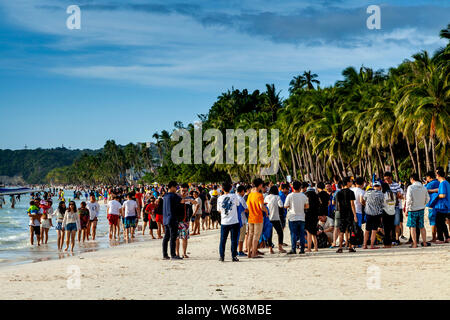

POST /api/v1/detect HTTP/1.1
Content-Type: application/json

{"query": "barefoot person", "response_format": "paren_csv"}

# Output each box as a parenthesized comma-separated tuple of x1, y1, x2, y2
(77, 202, 90, 243)
(86, 195, 100, 240)
(247, 178, 268, 258)
(62, 201, 80, 252)
(107, 195, 121, 240)
(122, 193, 138, 240)
(335, 177, 358, 253)
(361, 181, 384, 249)
(27, 200, 41, 246)
(191, 191, 202, 236)
(54, 201, 66, 251)
(405, 174, 430, 248)
(176, 183, 196, 258)
(39, 199, 52, 245)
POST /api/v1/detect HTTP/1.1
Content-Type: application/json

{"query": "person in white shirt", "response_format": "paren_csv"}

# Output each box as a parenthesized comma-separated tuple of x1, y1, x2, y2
(284, 181, 309, 254)
(405, 174, 430, 248)
(351, 177, 366, 227)
(217, 182, 240, 262)
(63, 201, 81, 253)
(86, 194, 100, 240)
(318, 214, 334, 246)
(122, 193, 138, 240)
(107, 195, 122, 240)
(265, 186, 286, 254)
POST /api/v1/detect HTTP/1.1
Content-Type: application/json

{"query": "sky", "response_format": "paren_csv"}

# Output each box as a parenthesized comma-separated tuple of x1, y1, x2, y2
(0, 0, 448, 150)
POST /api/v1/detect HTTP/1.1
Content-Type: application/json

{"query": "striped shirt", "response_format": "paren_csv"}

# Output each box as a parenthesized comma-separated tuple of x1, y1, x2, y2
(363, 190, 384, 216)
(389, 182, 403, 207)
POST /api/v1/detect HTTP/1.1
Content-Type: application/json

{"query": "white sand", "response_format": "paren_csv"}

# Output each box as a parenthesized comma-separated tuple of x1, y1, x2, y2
(0, 218, 449, 300)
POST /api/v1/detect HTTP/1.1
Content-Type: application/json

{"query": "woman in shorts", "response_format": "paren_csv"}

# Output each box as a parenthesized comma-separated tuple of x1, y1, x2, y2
(54, 201, 66, 251)
(63, 201, 80, 252)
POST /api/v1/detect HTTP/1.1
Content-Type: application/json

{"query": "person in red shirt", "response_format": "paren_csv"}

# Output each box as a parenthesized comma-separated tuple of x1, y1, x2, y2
(143, 198, 157, 238)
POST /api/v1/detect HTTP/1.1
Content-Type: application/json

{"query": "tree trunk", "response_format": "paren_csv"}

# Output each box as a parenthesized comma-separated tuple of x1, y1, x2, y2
(338, 150, 347, 177)
(289, 146, 297, 180)
(431, 136, 437, 172)
(389, 143, 399, 182)
(333, 158, 343, 180)
(304, 137, 316, 182)
(367, 150, 372, 177)
(414, 135, 422, 178)
(423, 137, 431, 172)
(405, 135, 417, 174)
(376, 148, 384, 177)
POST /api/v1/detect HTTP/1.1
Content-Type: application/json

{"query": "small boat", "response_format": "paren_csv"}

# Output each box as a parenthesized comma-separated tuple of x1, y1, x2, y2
(0, 188, 35, 196)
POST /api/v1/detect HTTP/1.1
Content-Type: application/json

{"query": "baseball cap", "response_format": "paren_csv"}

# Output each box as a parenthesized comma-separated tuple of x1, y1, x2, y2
(373, 181, 381, 187)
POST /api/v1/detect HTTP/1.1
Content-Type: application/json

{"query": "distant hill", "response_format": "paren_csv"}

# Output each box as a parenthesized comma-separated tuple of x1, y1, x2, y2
(0, 148, 98, 184)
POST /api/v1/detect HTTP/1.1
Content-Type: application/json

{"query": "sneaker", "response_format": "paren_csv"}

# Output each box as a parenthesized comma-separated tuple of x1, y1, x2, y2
(162, 256, 170, 260)
(219, 257, 224, 262)
(287, 250, 296, 255)
(299, 250, 305, 254)
(400, 235, 407, 240)
(238, 251, 246, 257)
(171, 256, 183, 260)
(232, 257, 239, 262)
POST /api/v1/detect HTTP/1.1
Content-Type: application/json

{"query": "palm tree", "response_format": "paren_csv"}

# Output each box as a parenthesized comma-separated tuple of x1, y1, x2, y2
(289, 71, 320, 93)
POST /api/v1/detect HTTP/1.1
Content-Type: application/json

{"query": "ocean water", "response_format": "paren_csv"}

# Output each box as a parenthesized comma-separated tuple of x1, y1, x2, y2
(0, 190, 140, 267)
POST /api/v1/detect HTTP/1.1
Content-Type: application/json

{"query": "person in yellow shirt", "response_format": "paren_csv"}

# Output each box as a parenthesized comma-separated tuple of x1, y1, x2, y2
(246, 178, 268, 259)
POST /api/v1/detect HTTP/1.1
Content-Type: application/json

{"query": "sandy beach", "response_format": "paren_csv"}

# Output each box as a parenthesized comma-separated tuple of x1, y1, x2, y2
(0, 217, 449, 300)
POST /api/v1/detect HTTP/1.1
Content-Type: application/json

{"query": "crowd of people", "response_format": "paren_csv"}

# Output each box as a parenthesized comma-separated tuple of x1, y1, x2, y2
(22, 167, 450, 260)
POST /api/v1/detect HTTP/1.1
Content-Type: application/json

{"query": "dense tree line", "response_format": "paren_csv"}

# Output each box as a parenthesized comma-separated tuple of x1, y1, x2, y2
(45, 141, 159, 185)
(0, 148, 97, 184)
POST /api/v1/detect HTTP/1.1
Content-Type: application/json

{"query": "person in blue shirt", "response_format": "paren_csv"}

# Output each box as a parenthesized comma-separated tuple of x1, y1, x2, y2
(278, 183, 290, 229)
(429, 168, 450, 243)
(425, 171, 440, 242)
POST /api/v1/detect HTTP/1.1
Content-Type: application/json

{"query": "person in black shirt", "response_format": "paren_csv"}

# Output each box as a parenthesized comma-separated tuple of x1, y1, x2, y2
(335, 177, 358, 253)
(304, 183, 320, 252)
(317, 182, 330, 217)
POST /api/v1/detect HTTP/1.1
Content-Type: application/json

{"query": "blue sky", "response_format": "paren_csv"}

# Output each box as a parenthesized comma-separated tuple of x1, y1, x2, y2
(0, 0, 448, 150)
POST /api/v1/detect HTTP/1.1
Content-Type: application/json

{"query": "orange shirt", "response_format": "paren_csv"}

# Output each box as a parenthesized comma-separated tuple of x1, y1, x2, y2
(246, 191, 264, 224)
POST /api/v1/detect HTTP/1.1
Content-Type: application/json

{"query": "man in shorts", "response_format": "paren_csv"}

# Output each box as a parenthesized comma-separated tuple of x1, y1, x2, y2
(177, 184, 196, 258)
(107, 195, 121, 240)
(86, 194, 100, 240)
(362, 181, 384, 249)
(405, 173, 429, 248)
(246, 178, 268, 258)
(335, 177, 357, 253)
(122, 193, 139, 240)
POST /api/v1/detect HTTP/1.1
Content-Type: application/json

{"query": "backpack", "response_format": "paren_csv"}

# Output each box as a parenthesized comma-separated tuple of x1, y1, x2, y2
(349, 221, 364, 246)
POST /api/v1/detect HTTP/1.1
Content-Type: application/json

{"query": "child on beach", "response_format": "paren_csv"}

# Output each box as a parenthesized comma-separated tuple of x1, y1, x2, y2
(40, 199, 53, 244)
(27, 201, 41, 246)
